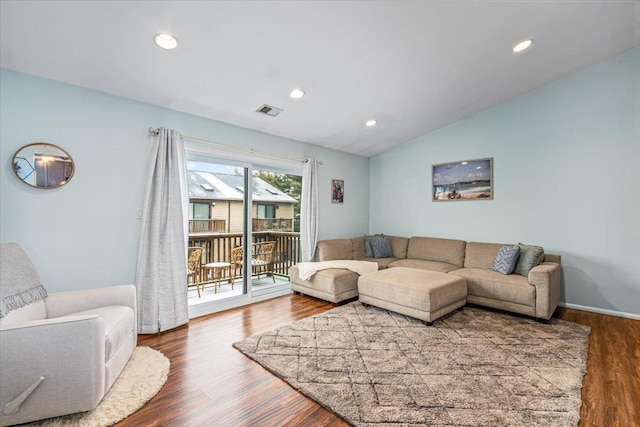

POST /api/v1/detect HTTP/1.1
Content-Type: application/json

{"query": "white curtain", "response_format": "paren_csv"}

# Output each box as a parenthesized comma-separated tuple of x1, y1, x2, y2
(135, 128, 189, 333)
(300, 158, 319, 262)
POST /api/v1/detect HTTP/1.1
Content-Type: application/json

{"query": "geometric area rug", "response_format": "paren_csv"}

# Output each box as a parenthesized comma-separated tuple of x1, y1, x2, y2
(233, 302, 590, 427)
(26, 346, 169, 427)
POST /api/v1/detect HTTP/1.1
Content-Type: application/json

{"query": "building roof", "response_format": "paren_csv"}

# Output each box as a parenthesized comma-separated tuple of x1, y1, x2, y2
(188, 171, 297, 204)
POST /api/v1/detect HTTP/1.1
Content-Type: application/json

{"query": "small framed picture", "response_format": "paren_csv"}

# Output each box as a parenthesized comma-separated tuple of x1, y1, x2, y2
(331, 179, 344, 203)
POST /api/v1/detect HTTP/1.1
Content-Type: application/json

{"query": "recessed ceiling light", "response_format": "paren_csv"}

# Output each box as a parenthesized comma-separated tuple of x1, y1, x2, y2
(512, 38, 533, 53)
(289, 89, 305, 99)
(365, 119, 377, 127)
(461, 161, 468, 165)
(154, 33, 178, 50)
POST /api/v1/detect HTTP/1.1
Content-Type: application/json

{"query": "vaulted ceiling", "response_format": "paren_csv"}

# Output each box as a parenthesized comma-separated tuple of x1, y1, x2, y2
(1, 1, 638, 156)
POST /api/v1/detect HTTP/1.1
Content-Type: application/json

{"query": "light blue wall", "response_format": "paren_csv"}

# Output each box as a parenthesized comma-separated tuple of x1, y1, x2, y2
(0, 69, 370, 293)
(370, 47, 640, 317)
(3, 47, 638, 316)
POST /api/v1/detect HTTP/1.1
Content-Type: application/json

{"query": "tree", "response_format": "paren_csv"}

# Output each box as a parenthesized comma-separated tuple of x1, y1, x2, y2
(254, 170, 302, 231)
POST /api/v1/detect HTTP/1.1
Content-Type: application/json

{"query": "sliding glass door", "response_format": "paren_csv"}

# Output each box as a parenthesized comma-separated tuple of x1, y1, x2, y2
(184, 154, 300, 318)
(250, 168, 301, 297)
(186, 161, 250, 313)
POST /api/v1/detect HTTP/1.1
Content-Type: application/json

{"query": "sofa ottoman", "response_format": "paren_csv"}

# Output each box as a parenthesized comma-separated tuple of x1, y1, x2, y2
(289, 265, 360, 305)
(358, 267, 467, 324)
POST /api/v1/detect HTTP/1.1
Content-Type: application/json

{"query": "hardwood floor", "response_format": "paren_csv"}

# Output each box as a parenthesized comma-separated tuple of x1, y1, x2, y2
(118, 295, 639, 427)
(556, 307, 640, 427)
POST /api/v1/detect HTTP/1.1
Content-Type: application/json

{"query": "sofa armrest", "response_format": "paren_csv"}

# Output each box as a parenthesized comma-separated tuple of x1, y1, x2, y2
(528, 262, 562, 320)
(0, 316, 106, 425)
(44, 285, 136, 318)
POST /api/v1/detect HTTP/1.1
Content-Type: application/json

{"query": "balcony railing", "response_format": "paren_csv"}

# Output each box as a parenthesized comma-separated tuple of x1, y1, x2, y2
(252, 218, 293, 232)
(189, 218, 294, 233)
(189, 219, 226, 233)
(189, 231, 300, 278)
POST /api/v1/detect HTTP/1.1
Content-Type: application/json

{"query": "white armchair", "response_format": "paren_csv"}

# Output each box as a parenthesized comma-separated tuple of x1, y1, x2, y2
(0, 243, 137, 426)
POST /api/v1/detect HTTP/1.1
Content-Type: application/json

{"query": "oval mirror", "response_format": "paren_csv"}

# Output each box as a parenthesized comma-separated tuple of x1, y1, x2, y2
(12, 143, 75, 189)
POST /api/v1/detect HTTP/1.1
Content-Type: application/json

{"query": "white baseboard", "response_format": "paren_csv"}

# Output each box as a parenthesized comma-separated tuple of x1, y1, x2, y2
(559, 302, 640, 320)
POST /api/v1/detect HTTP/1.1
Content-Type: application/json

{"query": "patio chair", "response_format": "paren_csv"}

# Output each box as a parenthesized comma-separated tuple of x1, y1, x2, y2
(187, 246, 203, 297)
(231, 242, 276, 284)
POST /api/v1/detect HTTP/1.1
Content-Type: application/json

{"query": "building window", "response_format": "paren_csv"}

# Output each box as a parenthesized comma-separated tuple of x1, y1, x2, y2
(257, 203, 276, 219)
(189, 202, 210, 219)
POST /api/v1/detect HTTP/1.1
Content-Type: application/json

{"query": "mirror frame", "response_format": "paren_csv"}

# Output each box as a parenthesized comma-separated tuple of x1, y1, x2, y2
(12, 142, 75, 189)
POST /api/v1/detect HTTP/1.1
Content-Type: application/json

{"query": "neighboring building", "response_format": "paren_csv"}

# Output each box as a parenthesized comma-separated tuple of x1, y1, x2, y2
(188, 171, 297, 233)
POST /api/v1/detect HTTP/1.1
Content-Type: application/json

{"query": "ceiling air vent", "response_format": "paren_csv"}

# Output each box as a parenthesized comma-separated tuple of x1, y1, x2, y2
(256, 104, 283, 117)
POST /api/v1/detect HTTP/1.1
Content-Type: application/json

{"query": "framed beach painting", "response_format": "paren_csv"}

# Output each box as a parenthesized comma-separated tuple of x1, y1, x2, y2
(432, 158, 493, 201)
(331, 179, 344, 203)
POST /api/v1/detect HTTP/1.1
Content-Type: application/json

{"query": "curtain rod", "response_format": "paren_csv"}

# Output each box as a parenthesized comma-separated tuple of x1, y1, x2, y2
(148, 127, 323, 165)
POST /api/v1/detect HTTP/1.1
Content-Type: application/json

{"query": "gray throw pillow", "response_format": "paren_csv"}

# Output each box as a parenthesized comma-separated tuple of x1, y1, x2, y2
(364, 235, 374, 257)
(513, 243, 545, 277)
(364, 234, 383, 258)
(370, 236, 393, 258)
(492, 245, 521, 275)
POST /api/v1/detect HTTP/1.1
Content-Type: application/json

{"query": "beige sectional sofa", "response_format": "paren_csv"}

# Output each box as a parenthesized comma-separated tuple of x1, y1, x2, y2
(289, 235, 562, 321)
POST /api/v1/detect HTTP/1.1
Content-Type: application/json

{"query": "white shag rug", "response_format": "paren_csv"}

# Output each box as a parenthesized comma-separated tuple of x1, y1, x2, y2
(26, 346, 169, 427)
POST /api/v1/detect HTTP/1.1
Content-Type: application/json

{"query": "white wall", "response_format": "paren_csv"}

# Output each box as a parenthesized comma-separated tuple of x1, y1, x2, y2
(0, 69, 370, 293)
(370, 47, 640, 317)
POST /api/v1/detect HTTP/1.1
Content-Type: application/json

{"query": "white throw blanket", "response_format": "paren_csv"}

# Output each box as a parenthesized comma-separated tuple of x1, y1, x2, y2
(0, 243, 48, 318)
(296, 260, 379, 281)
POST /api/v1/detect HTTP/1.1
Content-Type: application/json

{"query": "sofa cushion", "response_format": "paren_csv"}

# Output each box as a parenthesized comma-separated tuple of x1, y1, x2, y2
(388, 258, 460, 273)
(316, 239, 353, 261)
(514, 243, 545, 277)
(492, 245, 521, 275)
(361, 257, 399, 269)
(543, 253, 561, 264)
(370, 236, 393, 258)
(464, 242, 505, 269)
(450, 268, 535, 307)
(388, 236, 410, 259)
(407, 237, 466, 267)
(351, 237, 366, 259)
(63, 305, 135, 360)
